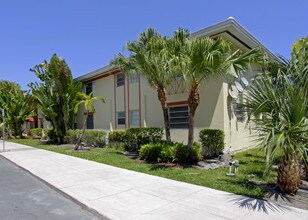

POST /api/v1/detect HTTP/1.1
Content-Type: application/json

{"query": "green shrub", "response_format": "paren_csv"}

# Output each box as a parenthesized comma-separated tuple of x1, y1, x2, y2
(139, 142, 202, 164)
(65, 129, 82, 144)
(172, 142, 202, 163)
(65, 129, 107, 147)
(83, 130, 107, 147)
(108, 142, 126, 151)
(30, 128, 43, 137)
(108, 130, 127, 142)
(199, 129, 225, 158)
(139, 143, 163, 162)
(109, 127, 163, 151)
(125, 127, 163, 147)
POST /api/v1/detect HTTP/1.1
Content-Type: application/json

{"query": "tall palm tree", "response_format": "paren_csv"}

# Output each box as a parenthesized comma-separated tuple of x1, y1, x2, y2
(171, 29, 261, 148)
(245, 63, 307, 193)
(74, 92, 105, 150)
(111, 28, 174, 142)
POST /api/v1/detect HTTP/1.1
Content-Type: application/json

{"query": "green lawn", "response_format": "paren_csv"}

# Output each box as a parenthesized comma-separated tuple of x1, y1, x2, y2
(10, 139, 278, 199)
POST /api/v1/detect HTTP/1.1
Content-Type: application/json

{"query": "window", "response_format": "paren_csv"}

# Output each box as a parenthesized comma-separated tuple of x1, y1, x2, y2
(130, 110, 140, 126)
(116, 73, 125, 87)
(87, 115, 94, 129)
(85, 83, 93, 95)
(169, 105, 189, 128)
(129, 75, 139, 84)
(117, 111, 125, 125)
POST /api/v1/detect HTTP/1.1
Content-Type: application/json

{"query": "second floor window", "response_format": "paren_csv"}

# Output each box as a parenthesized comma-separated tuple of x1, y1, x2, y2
(85, 83, 93, 95)
(129, 74, 139, 84)
(116, 73, 125, 87)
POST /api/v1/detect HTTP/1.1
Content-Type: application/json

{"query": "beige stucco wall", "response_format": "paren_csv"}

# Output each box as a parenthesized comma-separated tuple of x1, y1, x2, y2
(77, 67, 258, 151)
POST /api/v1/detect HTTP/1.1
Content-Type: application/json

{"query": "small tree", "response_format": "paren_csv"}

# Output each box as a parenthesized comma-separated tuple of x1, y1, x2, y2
(245, 37, 308, 193)
(29, 54, 81, 144)
(74, 92, 105, 150)
(0, 81, 34, 137)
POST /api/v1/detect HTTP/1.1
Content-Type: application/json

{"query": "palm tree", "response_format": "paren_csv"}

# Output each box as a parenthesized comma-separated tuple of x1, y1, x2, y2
(171, 29, 261, 148)
(74, 92, 105, 150)
(245, 62, 307, 193)
(111, 28, 174, 142)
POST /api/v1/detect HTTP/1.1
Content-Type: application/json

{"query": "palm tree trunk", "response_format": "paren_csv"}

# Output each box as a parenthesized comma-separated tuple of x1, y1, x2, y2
(187, 85, 200, 149)
(157, 86, 171, 142)
(74, 114, 88, 150)
(277, 153, 301, 194)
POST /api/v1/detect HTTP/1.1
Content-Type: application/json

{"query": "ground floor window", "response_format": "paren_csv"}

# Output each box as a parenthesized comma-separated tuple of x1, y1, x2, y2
(117, 111, 125, 125)
(130, 110, 140, 126)
(169, 105, 189, 128)
(87, 115, 94, 129)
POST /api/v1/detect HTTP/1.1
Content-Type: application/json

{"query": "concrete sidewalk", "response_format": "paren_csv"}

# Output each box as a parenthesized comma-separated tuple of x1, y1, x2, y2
(1, 141, 307, 220)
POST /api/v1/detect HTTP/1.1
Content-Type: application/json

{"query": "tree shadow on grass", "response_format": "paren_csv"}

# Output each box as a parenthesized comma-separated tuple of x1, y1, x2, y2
(227, 194, 291, 214)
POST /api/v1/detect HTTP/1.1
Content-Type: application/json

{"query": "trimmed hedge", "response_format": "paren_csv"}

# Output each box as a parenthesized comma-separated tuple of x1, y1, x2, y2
(30, 128, 43, 137)
(139, 142, 202, 164)
(199, 129, 225, 158)
(108, 130, 126, 143)
(65, 129, 107, 147)
(108, 127, 163, 151)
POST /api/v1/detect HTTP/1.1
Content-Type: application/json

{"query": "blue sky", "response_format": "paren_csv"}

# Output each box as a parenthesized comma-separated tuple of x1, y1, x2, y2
(1, 0, 307, 89)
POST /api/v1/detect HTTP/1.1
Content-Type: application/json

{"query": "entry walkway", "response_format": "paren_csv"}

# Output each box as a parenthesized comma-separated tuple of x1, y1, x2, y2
(1, 141, 307, 220)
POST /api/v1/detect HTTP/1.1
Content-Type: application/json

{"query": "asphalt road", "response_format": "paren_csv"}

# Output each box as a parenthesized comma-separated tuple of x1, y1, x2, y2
(0, 156, 99, 220)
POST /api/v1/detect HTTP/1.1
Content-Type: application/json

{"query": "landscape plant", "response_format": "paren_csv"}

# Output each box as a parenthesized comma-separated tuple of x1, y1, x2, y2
(0, 80, 34, 137)
(73, 92, 105, 150)
(244, 36, 308, 194)
(29, 54, 81, 144)
(199, 129, 225, 158)
(111, 28, 174, 142)
(170, 29, 262, 149)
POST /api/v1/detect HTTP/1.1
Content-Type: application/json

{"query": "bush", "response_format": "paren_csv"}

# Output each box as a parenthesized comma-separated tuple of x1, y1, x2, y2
(139, 142, 202, 164)
(139, 143, 163, 162)
(199, 129, 225, 158)
(65, 129, 82, 144)
(83, 130, 107, 148)
(30, 128, 43, 137)
(125, 127, 163, 148)
(65, 129, 107, 147)
(108, 130, 127, 142)
(171, 142, 202, 163)
(108, 142, 126, 151)
(109, 127, 163, 151)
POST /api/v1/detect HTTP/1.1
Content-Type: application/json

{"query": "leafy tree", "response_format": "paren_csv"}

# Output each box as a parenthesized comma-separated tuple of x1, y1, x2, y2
(29, 54, 81, 144)
(0, 81, 34, 137)
(171, 29, 261, 148)
(245, 37, 308, 193)
(73, 92, 105, 150)
(111, 28, 174, 142)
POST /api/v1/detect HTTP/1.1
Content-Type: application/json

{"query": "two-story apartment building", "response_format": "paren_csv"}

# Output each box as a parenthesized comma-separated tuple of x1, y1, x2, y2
(75, 18, 277, 151)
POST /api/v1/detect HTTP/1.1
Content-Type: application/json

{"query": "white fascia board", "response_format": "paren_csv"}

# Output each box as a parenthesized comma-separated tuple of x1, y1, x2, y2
(74, 65, 117, 82)
(191, 17, 279, 61)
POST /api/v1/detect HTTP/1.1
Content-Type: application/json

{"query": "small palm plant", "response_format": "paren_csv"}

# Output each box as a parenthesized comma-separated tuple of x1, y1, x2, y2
(245, 65, 307, 193)
(74, 92, 105, 150)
